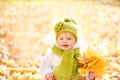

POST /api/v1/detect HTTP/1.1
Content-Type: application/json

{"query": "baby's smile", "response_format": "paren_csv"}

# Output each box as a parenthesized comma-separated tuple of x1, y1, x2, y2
(62, 44, 69, 48)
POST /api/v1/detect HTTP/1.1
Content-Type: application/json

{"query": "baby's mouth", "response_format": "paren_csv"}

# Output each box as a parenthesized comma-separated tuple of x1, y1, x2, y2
(62, 45, 69, 48)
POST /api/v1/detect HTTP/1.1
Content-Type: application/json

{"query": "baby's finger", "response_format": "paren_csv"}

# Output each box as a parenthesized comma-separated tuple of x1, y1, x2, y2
(88, 71, 95, 80)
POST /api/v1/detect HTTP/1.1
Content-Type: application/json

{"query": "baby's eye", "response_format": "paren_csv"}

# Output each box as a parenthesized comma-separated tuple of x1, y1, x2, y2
(67, 38, 71, 40)
(59, 38, 63, 40)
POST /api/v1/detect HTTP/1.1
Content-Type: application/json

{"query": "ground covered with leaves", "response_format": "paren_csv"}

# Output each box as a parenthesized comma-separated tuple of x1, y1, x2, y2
(0, 0, 120, 80)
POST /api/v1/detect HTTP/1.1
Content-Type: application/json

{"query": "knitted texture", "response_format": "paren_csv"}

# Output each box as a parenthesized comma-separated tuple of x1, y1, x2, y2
(54, 18, 78, 41)
(52, 45, 80, 80)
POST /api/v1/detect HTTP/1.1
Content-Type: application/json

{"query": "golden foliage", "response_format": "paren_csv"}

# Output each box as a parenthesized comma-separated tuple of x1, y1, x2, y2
(0, 0, 120, 80)
(78, 49, 110, 78)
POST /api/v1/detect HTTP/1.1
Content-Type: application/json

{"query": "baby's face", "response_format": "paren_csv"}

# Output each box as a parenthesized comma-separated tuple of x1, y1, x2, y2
(57, 32, 76, 51)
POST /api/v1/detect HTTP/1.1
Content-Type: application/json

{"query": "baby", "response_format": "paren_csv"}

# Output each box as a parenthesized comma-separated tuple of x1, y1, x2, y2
(39, 18, 95, 80)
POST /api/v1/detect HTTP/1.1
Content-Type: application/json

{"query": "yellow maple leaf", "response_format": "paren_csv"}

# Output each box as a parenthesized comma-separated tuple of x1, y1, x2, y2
(78, 49, 110, 78)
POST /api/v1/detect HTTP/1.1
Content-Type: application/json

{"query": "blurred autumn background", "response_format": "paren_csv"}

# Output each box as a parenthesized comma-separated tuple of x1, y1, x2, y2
(0, 0, 120, 80)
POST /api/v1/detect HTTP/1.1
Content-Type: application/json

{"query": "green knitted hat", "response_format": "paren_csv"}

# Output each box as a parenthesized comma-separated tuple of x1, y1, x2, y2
(54, 18, 78, 41)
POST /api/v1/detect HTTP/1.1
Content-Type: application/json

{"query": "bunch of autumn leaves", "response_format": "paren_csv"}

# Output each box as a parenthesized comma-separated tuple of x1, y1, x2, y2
(77, 49, 109, 79)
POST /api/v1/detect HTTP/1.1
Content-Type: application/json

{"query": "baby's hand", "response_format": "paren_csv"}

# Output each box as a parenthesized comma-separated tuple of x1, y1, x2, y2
(45, 72, 56, 80)
(87, 71, 96, 80)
